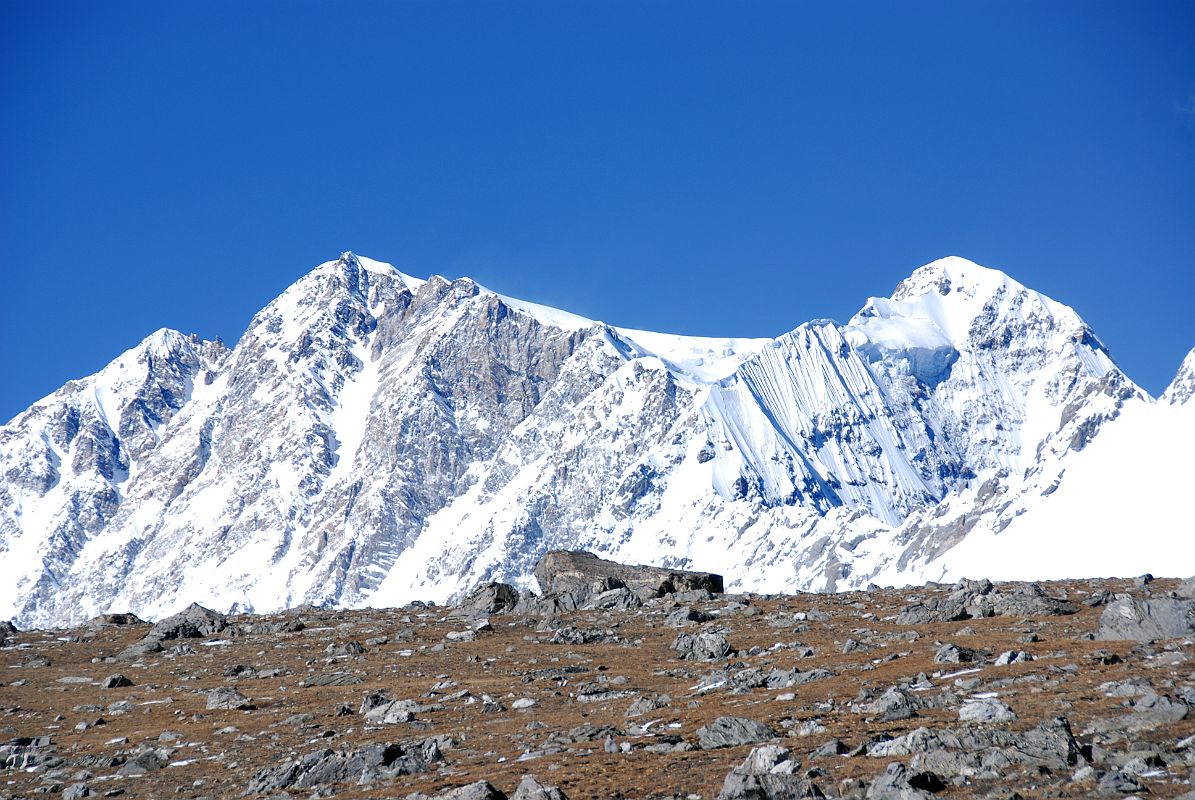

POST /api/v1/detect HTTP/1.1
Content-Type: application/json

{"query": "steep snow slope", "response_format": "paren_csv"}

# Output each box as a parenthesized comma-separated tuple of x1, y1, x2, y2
(1, 252, 1189, 627)
(0, 331, 228, 619)
(925, 395, 1195, 582)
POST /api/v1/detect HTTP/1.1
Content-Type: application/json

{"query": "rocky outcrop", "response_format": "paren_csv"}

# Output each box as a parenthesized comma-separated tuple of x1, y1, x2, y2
(1096, 595, 1195, 641)
(144, 602, 228, 641)
(534, 550, 724, 598)
(244, 738, 446, 794)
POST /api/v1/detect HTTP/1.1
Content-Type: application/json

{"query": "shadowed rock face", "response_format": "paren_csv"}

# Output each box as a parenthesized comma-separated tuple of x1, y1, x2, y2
(534, 550, 724, 597)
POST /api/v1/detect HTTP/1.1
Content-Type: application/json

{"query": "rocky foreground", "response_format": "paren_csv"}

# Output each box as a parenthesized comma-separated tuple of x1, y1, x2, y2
(1, 552, 1194, 799)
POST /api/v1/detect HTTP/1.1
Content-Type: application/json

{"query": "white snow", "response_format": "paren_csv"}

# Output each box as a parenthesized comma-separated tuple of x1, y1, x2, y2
(931, 397, 1195, 581)
(5, 250, 1193, 629)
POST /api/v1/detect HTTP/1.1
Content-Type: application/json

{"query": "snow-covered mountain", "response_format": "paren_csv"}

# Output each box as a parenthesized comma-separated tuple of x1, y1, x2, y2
(2, 253, 1191, 627)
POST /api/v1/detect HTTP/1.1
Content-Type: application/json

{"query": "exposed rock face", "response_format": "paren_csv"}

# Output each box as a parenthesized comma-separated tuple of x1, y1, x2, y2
(534, 550, 724, 598)
(2, 253, 1190, 627)
(1096, 596, 1195, 641)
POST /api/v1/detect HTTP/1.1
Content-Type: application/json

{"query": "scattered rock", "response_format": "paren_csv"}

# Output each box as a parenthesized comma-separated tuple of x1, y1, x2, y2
(698, 716, 776, 749)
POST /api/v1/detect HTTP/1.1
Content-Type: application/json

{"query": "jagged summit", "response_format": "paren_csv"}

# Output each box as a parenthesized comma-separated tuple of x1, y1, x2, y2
(1, 253, 1190, 627)
(1162, 347, 1195, 405)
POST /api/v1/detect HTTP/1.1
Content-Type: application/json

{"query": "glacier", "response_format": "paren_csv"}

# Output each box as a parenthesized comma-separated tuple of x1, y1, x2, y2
(1, 252, 1192, 628)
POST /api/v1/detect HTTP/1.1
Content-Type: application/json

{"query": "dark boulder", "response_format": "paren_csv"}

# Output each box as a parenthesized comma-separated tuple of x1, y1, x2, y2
(534, 550, 723, 598)
(456, 582, 520, 616)
(145, 602, 228, 641)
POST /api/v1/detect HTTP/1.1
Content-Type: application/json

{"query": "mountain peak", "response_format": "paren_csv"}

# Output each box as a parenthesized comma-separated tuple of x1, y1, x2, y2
(1162, 347, 1195, 405)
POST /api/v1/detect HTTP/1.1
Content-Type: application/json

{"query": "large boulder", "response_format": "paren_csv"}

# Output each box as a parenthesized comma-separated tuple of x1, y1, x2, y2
(533, 550, 723, 598)
(717, 745, 825, 799)
(697, 716, 776, 750)
(510, 776, 568, 800)
(672, 631, 734, 660)
(455, 582, 520, 616)
(1096, 596, 1195, 641)
(145, 602, 228, 641)
(245, 738, 444, 793)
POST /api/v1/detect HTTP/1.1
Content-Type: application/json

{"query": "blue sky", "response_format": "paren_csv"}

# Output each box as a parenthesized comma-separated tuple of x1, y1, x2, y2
(2, 0, 1193, 422)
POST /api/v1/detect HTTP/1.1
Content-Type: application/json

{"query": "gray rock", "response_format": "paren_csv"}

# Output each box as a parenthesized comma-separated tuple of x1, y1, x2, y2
(117, 749, 166, 776)
(1096, 769, 1146, 795)
(100, 674, 133, 688)
(717, 744, 824, 799)
(365, 699, 419, 724)
(867, 717, 1083, 774)
(421, 781, 507, 800)
(63, 783, 91, 799)
(534, 550, 723, 597)
(810, 739, 849, 759)
(626, 694, 669, 718)
(698, 716, 777, 749)
(86, 612, 144, 627)
(673, 631, 733, 660)
(993, 650, 1033, 665)
(958, 699, 1016, 723)
(858, 687, 919, 719)
(206, 687, 253, 710)
(933, 643, 980, 664)
(115, 639, 163, 661)
(457, 582, 520, 616)
(302, 671, 365, 687)
(896, 579, 1076, 625)
(1177, 576, 1195, 599)
(865, 762, 935, 800)
(1096, 596, 1195, 641)
(245, 738, 444, 793)
(145, 602, 227, 641)
(665, 606, 713, 627)
(581, 586, 644, 611)
(510, 775, 567, 800)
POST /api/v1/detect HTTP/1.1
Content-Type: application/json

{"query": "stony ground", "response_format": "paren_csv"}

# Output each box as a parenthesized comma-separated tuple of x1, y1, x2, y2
(1, 576, 1193, 799)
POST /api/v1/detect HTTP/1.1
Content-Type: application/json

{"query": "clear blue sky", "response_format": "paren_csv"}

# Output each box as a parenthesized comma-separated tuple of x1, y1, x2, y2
(2, 1, 1193, 422)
